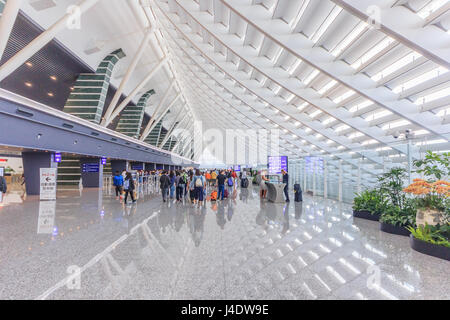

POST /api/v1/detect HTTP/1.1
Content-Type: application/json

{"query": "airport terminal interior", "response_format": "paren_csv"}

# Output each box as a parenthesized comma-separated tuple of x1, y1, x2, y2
(0, 0, 449, 300)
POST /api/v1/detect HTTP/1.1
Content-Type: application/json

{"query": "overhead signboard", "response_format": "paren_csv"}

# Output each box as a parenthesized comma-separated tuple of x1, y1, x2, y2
(234, 165, 241, 172)
(131, 163, 144, 171)
(82, 163, 100, 173)
(40, 168, 57, 200)
(268, 156, 288, 175)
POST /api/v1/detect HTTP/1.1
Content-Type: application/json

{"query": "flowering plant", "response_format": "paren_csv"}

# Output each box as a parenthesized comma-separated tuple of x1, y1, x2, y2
(403, 179, 449, 212)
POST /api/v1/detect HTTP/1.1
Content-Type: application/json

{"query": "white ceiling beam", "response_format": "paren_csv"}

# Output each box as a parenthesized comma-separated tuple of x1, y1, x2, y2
(330, 0, 450, 69)
(0, 0, 22, 61)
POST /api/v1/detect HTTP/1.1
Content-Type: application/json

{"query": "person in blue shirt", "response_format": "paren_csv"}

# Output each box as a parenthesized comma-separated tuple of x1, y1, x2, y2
(282, 169, 290, 202)
(113, 171, 124, 200)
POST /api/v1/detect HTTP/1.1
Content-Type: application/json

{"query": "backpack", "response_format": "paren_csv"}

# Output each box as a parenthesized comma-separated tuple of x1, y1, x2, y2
(123, 179, 130, 190)
(178, 175, 186, 186)
(195, 176, 203, 187)
(227, 177, 234, 187)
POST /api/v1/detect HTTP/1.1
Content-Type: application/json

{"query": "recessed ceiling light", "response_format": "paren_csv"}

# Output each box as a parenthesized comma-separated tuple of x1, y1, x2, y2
(25, 82, 33, 87)
(50, 75, 57, 81)
(47, 92, 54, 97)
(25, 62, 33, 67)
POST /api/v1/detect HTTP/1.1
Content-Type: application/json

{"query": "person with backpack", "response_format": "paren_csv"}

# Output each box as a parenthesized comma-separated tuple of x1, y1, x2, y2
(193, 169, 206, 206)
(176, 171, 186, 202)
(113, 171, 124, 200)
(160, 171, 170, 202)
(123, 172, 136, 204)
(216, 171, 227, 201)
(226, 173, 234, 196)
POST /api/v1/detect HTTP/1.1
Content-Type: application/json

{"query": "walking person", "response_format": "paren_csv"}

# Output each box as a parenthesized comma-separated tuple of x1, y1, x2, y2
(123, 172, 136, 204)
(0, 174, 7, 201)
(176, 171, 186, 203)
(160, 171, 170, 202)
(282, 169, 290, 202)
(113, 171, 124, 200)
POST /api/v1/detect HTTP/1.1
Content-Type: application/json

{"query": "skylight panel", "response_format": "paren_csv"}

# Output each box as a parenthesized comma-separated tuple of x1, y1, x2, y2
(414, 130, 429, 136)
(348, 132, 364, 139)
(436, 107, 450, 117)
(365, 110, 393, 121)
(310, 109, 323, 119)
(417, 0, 448, 19)
(288, 59, 302, 75)
(310, 6, 343, 43)
(304, 69, 320, 85)
(393, 66, 449, 94)
(297, 102, 308, 111)
(331, 21, 368, 57)
(290, 0, 311, 28)
(372, 52, 422, 82)
(318, 80, 338, 95)
(415, 86, 450, 105)
(351, 37, 396, 70)
(335, 124, 349, 132)
(381, 120, 411, 131)
(333, 90, 356, 104)
(349, 100, 374, 113)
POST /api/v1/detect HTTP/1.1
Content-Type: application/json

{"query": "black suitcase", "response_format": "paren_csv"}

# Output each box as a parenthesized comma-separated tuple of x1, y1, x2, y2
(241, 178, 249, 188)
(294, 184, 302, 202)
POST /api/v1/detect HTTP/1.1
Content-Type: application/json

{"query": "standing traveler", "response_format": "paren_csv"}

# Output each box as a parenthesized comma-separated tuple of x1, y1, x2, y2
(113, 171, 124, 199)
(0, 174, 7, 200)
(169, 171, 176, 200)
(160, 171, 170, 202)
(217, 171, 226, 201)
(123, 172, 136, 204)
(282, 169, 290, 202)
(193, 169, 206, 206)
(258, 171, 269, 199)
(211, 170, 217, 187)
(176, 171, 186, 202)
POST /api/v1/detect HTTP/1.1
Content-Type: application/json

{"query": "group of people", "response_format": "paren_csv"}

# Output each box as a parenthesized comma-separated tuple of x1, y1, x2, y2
(112, 167, 290, 205)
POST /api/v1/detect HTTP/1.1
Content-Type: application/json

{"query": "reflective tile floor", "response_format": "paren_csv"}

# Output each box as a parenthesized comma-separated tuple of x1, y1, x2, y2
(0, 184, 449, 300)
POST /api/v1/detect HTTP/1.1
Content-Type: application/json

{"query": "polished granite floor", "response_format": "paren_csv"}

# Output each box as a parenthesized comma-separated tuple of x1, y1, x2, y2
(0, 183, 448, 300)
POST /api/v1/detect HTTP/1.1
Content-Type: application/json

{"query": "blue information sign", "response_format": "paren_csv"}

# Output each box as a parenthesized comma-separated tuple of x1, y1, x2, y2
(268, 156, 288, 175)
(131, 164, 144, 171)
(53, 153, 62, 163)
(234, 165, 241, 172)
(82, 163, 99, 173)
(101, 157, 107, 165)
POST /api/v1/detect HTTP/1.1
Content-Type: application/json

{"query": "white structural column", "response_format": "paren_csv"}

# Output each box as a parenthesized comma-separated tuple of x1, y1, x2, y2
(160, 111, 188, 148)
(338, 161, 343, 202)
(324, 159, 328, 199)
(146, 79, 176, 134)
(102, 28, 155, 126)
(0, 0, 22, 60)
(330, 0, 450, 69)
(0, 0, 101, 82)
(107, 56, 169, 126)
(357, 159, 361, 194)
(140, 93, 181, 141)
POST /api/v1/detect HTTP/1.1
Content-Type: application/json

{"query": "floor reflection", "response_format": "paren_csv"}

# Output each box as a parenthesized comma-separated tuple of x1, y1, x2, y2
(0, 184, 448, 300)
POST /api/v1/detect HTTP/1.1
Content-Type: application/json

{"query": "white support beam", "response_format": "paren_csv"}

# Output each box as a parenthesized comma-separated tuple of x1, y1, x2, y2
(147, 79, 176, 132)
(102, 28, 155, 126)
(0, 0, 22, 60)
(140, 92, 181, 141)
(159, 107, 187, 148)
(330, 0, 450, 69)
(0, 0, 101, 82)
(106, 56, 169, 126)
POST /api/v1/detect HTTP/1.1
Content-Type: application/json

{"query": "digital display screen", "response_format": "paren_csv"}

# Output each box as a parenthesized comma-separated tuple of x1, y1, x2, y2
(234, 165, 241, 172)
(268, 156, 288, 175)
(82, 163, 99, 173)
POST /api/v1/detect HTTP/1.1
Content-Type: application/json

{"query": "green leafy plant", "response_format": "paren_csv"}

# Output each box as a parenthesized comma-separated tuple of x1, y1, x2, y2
(380, 198, 417, 227)
(378, 167, 408, 208)
(413, 151, 449, 180)
(353, 189, 387, 216)
(407, 224, 450, 248)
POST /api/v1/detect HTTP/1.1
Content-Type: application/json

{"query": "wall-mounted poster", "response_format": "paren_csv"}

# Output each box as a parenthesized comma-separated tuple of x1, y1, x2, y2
(268, 156, 288, 175)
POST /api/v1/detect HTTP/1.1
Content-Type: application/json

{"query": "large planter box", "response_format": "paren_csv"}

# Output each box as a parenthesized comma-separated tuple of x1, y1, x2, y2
(353, 210, 380, 221)
(410, 234, 450, 261)
(380, 222, 411, 237)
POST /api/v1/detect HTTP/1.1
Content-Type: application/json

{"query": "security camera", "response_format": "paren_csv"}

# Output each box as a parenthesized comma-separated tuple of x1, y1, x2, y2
(393, 131, 400, 139)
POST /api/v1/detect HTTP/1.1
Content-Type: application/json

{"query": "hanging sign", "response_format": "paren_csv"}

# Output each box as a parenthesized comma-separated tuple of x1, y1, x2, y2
(40, 168, 57, 200)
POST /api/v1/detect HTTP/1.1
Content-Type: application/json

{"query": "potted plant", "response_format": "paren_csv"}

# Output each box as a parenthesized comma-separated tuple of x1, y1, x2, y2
(378, 168, 417, 236)
(353, 189, 386, 221)
(404, 151, 450, 260)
